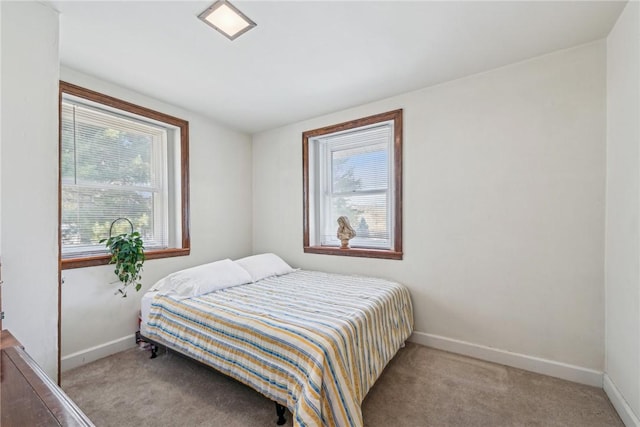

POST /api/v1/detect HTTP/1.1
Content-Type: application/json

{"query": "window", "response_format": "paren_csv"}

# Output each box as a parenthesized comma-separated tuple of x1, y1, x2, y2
(60, 82, 190, 269)
(303, 109, 403, 259)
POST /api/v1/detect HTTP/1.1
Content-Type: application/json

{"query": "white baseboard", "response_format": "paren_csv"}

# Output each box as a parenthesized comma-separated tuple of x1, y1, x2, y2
(604, 374, 640, 427)
(61, 334, 137, 372)
(409, 331, 603, 387)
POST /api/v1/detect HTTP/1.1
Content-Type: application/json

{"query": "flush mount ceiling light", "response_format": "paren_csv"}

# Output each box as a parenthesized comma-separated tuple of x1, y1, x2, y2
(198, 0, 257, 41)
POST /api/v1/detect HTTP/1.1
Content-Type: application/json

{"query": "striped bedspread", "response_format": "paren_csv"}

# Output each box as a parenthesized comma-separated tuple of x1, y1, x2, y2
(145, 270, 413, 427)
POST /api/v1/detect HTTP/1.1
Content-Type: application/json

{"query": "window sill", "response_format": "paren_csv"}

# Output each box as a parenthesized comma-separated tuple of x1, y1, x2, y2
(303, 246, 403, 260)
(61, 248, 190, 270)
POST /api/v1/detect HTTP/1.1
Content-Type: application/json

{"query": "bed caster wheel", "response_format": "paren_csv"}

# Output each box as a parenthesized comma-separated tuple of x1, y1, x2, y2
(275, 402, 286, 425)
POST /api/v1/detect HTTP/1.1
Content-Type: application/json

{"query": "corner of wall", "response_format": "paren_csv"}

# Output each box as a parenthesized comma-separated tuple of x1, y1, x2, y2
(604, 374, 640, 427)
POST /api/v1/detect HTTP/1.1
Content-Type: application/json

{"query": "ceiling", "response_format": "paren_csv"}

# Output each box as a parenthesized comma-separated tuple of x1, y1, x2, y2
(49, 1, 626, 134)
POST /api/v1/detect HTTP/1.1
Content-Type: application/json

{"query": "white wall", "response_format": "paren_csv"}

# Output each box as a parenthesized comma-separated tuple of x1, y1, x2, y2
(59, 68, 253, 369)
(1, 1, 60, 379)
(253, 41, 606, 383)
(604, 1, 640, 425)
(0, 0, 3, 256)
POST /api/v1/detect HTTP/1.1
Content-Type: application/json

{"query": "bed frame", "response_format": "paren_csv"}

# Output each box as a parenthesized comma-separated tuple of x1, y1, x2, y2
(141, 334, 287, 426)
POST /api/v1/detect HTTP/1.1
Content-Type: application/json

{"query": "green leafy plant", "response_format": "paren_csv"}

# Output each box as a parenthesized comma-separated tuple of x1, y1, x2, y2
(100, 231, 145, 297)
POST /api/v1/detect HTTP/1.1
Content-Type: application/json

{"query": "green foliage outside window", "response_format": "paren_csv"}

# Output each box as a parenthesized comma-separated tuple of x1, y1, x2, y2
(61, 104, 158, 251)
(332, 157, 364, 225)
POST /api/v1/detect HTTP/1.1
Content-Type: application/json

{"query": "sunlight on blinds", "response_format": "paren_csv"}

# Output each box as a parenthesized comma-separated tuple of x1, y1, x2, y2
(61, 100, 168, 257)
(320, 124, 392, 249)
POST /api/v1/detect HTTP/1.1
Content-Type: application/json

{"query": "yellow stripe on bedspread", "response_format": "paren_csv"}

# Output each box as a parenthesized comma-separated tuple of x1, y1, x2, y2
(146, 270, 414, 427)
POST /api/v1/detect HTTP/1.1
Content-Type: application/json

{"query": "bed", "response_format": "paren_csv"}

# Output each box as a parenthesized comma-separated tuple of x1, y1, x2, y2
(140, 254, 413, 427)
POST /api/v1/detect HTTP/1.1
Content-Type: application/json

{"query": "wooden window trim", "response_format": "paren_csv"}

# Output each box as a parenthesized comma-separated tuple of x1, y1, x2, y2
(302, 109, 403, 260)
(59, 81, 190, 270)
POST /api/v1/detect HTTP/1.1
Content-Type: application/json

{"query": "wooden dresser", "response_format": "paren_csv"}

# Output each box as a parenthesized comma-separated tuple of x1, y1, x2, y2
(1, 330, 94, 426)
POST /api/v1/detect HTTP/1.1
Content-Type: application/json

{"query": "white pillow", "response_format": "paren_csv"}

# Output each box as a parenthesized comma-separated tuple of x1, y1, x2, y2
(234, 253, 295, 282)
(151, 258, 252, 298)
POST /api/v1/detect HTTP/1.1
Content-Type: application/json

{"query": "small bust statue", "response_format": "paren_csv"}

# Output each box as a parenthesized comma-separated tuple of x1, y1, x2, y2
(337, 216, 356, 249)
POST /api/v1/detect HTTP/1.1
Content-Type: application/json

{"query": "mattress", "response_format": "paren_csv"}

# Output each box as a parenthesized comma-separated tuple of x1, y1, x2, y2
(140, 290, 158, 337)
(142, 269, 413, 427)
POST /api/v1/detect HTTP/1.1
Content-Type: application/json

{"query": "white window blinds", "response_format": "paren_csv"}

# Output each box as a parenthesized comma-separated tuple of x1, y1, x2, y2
(61, 99, 169, 258)
(317, 122, 394, 249)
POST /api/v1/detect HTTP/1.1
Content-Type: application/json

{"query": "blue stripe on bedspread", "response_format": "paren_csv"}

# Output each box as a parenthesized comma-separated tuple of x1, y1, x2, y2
(145, 269, 413, 427)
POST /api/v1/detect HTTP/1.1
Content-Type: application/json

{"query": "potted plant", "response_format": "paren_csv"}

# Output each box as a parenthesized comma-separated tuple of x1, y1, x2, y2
(100, 218, 145, 297)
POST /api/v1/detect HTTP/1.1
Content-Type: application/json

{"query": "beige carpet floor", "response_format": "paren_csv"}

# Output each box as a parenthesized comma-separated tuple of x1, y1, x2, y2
(62, 342, 623, 427)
